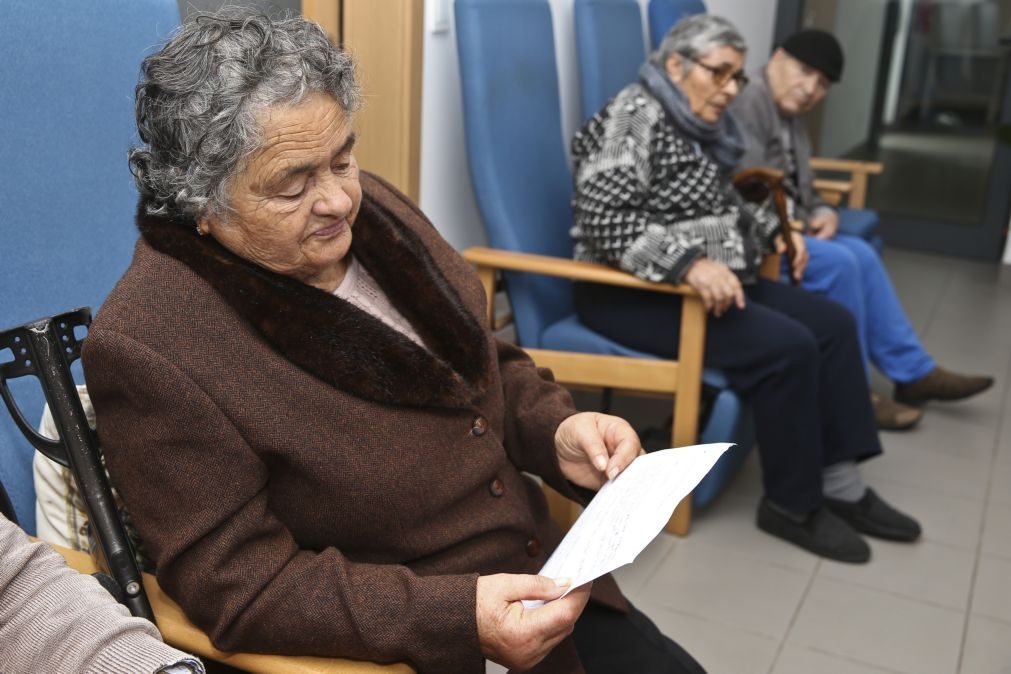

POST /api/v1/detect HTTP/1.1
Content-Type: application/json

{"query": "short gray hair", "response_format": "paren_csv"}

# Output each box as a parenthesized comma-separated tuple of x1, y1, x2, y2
(130, 8, 361, 221)
(649, 14, 747, 72)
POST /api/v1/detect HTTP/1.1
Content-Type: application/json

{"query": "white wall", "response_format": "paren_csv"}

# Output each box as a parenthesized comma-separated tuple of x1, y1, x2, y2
(707, 0, 777, 64)
(418, 0, 777, 250)
(817, 0, 888, 156)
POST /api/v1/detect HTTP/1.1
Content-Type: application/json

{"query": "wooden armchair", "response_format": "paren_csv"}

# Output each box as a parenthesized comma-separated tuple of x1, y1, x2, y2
(464, 248, 707, 536)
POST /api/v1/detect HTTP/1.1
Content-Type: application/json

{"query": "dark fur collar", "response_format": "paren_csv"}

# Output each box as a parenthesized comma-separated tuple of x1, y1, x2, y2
(137, 174, 490, 409)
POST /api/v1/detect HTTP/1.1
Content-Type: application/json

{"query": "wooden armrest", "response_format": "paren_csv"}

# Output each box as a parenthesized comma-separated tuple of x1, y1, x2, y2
(812, 178, 852, 195)
(809, 157, 884, 175)
(48, 543, 414, 674)
(462, 247, 697, 297)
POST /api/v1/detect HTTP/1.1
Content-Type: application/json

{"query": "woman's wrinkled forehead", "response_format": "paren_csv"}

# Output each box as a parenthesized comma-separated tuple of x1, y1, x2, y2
(241, 94, 354, 193)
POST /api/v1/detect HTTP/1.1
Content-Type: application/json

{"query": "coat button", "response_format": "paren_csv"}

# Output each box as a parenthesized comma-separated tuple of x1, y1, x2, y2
(489, 478, 505, 497)
(471, 416, 488, 436)
(525, 537, 542, 557)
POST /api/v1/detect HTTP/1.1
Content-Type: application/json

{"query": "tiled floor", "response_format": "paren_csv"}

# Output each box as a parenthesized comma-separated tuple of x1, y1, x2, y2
(583, 249, 1011, 674)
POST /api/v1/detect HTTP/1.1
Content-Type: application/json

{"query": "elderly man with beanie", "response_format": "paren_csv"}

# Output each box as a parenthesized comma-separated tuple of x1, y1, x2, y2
(730, 29, 993, 431)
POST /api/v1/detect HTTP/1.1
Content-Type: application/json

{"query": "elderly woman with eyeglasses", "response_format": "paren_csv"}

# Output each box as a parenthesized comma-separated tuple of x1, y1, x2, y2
(570, 15, 921, 562)
(79, 9, 707, 674)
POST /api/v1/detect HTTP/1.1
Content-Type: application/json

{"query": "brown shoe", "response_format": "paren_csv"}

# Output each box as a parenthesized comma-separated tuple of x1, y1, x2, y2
(894, 366, 994, 405)
(871, 391, 923, 431)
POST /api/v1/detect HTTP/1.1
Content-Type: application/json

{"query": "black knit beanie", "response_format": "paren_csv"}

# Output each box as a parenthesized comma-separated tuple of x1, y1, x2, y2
(781, 29, 844, 83)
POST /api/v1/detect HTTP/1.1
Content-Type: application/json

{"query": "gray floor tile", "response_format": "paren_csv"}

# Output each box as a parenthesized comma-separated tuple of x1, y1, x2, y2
(772, 644, 905, 674)
(634, 600, 781, 674)
(981, 503, 1011, 560)
(819, 538, 976, 611)
(786, 577, 963, 674)
(861, 436, 991, 501)
(867, 478, 984, 550)
(689, 454, 820, 574)
(971, 555, 1011, 624)
(919, 384, 1008, 429)
(959, 614, 1011, 674)
(989, 461, 1011, 508)
(690, 497, 820, 574)
(878, 407, 998, 464)
(627, 539, 813, 641)
(610, 531, 676, 597)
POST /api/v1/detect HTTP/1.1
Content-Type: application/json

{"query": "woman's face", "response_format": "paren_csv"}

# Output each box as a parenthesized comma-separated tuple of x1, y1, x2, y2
(665, 46, 746, 124)
(198, 92, 362, 293)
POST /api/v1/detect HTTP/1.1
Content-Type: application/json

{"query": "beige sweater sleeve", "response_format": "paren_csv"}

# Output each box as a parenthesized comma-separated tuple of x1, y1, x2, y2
(0, 515, 203, 674)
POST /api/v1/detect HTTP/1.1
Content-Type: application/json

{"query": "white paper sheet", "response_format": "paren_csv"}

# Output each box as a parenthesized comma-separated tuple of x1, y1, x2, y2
(523, 443, 733, 608)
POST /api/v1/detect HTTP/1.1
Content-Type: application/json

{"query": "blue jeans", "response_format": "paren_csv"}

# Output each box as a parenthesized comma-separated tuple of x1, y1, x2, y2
(799, 234, 935, 384)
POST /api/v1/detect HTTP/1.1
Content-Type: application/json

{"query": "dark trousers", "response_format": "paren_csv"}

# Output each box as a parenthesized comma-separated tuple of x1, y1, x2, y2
(575, 278, 882, 513)
(573, 602, 706, 674)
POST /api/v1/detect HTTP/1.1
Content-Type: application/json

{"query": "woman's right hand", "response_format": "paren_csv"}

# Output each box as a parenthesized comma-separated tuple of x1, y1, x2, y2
(476, 573, 591, 671)
(684, 258, 746, 316)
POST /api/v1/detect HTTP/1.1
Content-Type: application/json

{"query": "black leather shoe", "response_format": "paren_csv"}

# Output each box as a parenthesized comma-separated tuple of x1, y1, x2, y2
(756, 499, 870, 563)
(824, 489, 921, 542)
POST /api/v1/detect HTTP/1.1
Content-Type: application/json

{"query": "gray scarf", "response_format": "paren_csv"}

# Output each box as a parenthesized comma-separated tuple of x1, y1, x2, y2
(639, 61, 745, 171)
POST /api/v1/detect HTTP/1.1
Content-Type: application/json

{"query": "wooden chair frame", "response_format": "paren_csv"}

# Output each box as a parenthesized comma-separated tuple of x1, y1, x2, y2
(463, 247, 706, 536)
(810, 157, 885, 209)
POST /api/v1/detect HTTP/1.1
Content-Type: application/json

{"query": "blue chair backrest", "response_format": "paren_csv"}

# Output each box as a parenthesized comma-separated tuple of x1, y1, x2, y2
(455, 0, 575, 348)
(575, 0, 648, 121)
(0, 0, 180, 532)
(648, 0, 707, 49)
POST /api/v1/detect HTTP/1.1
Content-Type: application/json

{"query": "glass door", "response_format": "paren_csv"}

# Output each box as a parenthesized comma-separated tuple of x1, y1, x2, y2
(778, 0, 1011, 260)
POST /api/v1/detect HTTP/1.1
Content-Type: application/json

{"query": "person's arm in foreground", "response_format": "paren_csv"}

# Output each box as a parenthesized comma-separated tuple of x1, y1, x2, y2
(0, 514, 203, 674)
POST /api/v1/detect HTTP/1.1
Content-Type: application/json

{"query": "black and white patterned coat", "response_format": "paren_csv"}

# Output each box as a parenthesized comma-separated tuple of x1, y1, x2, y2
(571, 83, 781, 284)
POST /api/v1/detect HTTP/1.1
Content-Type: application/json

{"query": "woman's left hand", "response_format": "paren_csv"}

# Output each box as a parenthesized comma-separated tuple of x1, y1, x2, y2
(554, 412, 644, 490)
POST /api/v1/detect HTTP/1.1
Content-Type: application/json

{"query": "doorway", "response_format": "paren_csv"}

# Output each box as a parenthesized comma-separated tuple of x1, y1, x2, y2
(777, 0, 1011, 259)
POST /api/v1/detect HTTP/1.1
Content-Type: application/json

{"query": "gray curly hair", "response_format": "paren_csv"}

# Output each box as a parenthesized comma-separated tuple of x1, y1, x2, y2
(129, 8, 361, 221)
(649, 14, 747, 73)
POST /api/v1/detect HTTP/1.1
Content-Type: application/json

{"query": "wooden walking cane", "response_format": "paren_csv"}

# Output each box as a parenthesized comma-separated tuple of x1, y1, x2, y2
(733, 167, 800, 285)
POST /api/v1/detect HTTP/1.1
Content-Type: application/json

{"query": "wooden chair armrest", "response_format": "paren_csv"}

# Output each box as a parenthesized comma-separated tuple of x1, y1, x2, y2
(48, 543, 415, 674)
(462, 247, 698, 297)
(812, 178, 852, 195)
(809, 159, 882, 209)
(809, 157, 884, 176)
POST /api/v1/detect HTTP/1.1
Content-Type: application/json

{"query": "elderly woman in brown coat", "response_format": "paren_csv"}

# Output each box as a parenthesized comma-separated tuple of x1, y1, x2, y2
(81, 10, 703, 674)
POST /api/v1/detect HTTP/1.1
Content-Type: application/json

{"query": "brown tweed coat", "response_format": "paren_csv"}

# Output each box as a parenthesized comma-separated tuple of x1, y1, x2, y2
(82, 172, 626, 674)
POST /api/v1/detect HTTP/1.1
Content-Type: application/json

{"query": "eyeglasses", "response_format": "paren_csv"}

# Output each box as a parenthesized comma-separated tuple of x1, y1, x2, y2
(683, 56, 749, 89)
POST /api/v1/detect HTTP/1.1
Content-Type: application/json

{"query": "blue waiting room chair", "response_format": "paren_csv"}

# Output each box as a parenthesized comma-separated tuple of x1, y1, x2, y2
(454, 0, 762, 534)
(648, 0, 707, 50)
(574, 0, 650, 122)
